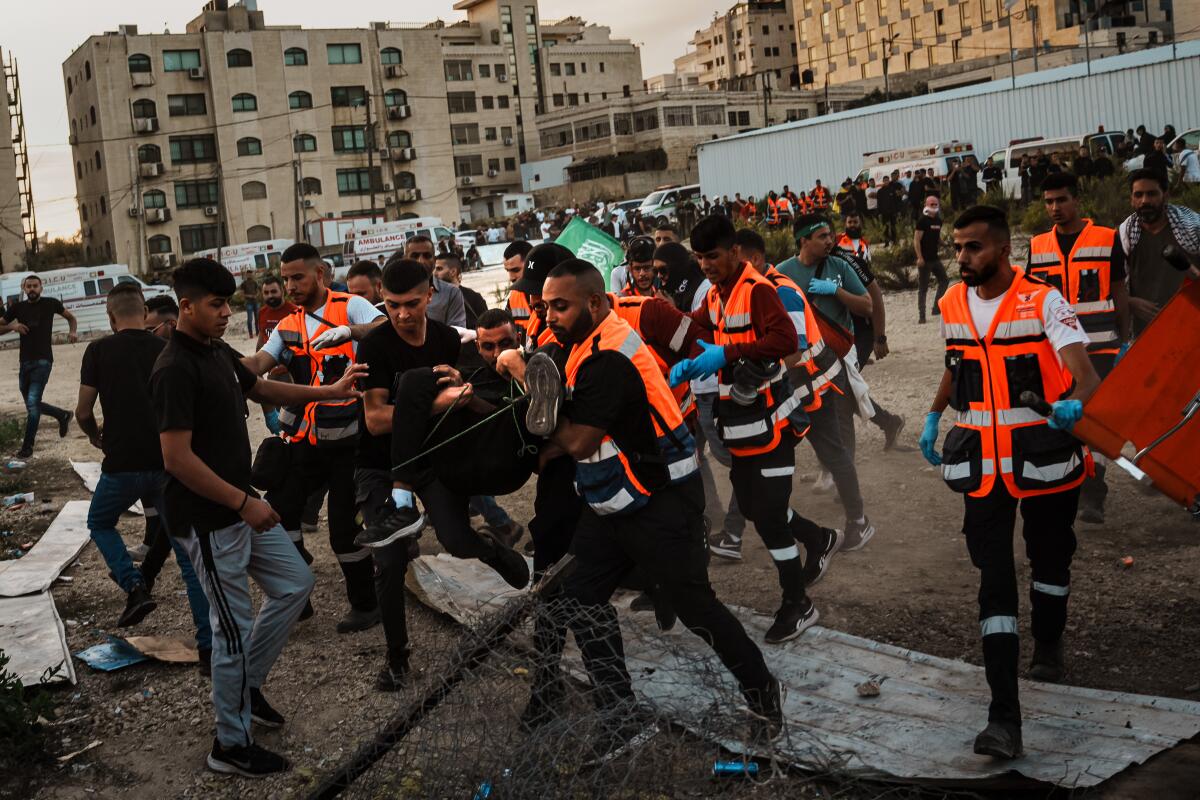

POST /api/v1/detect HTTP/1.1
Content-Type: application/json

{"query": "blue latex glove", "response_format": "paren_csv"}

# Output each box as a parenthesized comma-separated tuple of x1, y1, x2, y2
(669, 340, 727, 386)
(919, 411, 942, 466)
(807, 277, 839, 296)
(1114, 340, 1132, 365)
(1047, 399, 1083, 431)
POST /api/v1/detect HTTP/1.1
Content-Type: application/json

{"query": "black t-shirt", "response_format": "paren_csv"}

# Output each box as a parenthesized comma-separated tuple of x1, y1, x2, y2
(4, 297, 65, 362)
(150, 330, 258, 537)
(460, 285, 488, 328)
(81, 330, 166, 473)
(915, 215, 943, 262)
(1053, 229, 1127, 283)
(355, 319, 462, 470)
(567, 351, 667, 491)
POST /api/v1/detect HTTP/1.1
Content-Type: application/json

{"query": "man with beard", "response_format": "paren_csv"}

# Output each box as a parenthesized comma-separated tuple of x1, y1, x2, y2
(1118, 168, 1200, 336)
(619, 237, 659, 298)
(345, 261, 384, 309)
(256, 275, 296, 345)
(919, 205, 1100, 760)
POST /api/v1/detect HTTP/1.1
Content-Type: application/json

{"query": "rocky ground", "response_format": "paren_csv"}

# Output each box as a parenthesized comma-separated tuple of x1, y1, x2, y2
(2, 283, 1198, 799)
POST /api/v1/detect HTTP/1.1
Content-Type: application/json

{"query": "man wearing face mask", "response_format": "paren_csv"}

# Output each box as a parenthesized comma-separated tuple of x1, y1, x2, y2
(915, 195, 949, 324)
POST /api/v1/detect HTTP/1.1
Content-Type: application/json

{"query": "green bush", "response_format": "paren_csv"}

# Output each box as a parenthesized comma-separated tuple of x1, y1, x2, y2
(0, 417, 22, 452)
(0, 649, 59, 771)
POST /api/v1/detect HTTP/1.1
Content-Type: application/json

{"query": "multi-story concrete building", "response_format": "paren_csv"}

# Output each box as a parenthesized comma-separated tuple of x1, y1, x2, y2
(793, 0, 1177, 89)
(63, 0, 643, 274)
(678, 2, 799, 91)
(1, 46, 31, 273)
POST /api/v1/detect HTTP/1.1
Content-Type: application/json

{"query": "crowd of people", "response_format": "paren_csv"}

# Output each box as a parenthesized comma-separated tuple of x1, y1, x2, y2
(1, 151, 1196, 779)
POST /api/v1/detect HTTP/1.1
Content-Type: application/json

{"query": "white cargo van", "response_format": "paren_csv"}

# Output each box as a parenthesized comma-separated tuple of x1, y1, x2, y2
(341, 217, 457, 265)
(1, 265, 170, 342)
(195, 239, 294, 280)
(856, 141, 978, 184)
(980, 131, 1128, 198)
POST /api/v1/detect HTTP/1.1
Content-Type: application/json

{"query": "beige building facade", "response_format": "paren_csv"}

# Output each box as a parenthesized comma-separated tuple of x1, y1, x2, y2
(1, 47, 29, 272)
(681, 1, 800, 90)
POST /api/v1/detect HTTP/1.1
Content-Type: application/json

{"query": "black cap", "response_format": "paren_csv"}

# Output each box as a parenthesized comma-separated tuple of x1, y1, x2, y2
(513, 242, 574, 295)
(626, 236, 655, 264)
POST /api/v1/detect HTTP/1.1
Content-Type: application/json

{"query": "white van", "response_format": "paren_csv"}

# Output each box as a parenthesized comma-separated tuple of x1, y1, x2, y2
(856, 141, 978, 184)
(195, 239, 294, 281)
(1, 265, 170, 342)
(342, 217, 457, 265)
(638, 184, 702, 223)
(980, 131, 1128, 197)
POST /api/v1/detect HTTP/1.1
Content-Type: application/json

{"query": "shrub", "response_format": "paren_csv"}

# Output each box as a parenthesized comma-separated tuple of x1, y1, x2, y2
(0, 649, 59, 772)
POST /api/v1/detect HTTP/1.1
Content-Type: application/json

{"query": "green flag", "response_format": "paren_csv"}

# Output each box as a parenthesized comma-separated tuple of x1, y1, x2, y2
(553, 217, 625, 284)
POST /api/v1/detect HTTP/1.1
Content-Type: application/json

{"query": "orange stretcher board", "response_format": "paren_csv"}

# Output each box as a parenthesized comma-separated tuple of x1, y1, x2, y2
(1073, 278, 1200, 509)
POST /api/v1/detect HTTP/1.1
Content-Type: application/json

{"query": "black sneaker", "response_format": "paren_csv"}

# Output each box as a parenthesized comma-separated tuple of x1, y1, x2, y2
(58, 411, 73, 438)
(585, 710, 660, 767)
(1028, 639, 1065, 683)
(744, 676, 784, 740)
(973, 721, 1023, 759)
(764, 598, 819, 644)
(375, 662, 409, 692)
(801, 528, 843, 587)
(207, 738, 290, 777)
(336, 606, 381, 634)
(842, 517, 876, 552)
(117, 583, 157, 627)
(480, 528, 530, 590)
(524, 352, 563, 437)
(15, 447, 32, 459)
(709, 531, 743, 561)
(354, 500, 425, 548)
(249, 688, 285, 728)
(298, 599, 315, 622)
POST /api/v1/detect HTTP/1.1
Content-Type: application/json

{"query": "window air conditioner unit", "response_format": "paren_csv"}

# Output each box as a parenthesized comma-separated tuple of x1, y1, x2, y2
(498, 74, 508, 82)
(145, 208, 168, 223)
(396, 188, 415, 202)
(382, 183, 392, 191)
(378, 147, 391, 160)
(188, 66, 206, 80)
(150, 253, 178, 269)
(397, 147, 416, 161)
(127, 206, 142, 218)
(140, 162, 163, 178)
(503, 137, 513, 146)
(384, 196, 395, 204)
(385, 65, 401, 78)
(303, 199, 314, 209)
(487, 169, 498, 177)
(131, 72, 155, 88)
(387, 105, 411, 120)
(134, 117, 159, 133)
(461, 176, 473, 185)
(203, 205, 219, 217)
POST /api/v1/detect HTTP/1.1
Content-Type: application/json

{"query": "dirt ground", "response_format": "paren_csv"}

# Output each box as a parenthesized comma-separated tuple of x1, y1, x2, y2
(2, 283, 1198, 800)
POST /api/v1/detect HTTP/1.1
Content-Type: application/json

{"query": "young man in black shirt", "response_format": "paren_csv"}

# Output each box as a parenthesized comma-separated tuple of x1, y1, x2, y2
(0, 274, 78, 457)
(76, 283, 212, 665)
(152, 259, 365, 778)
(914, 195, 948, 323)
(352, 259, 531, 690)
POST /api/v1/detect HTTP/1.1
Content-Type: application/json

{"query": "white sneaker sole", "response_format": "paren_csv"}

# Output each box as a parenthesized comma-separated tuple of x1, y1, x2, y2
(524, 353, 562, 437)
(583, 723, 660, 768)
(206, 753, 279, 778)
(357, 512, 426, 549)
(765, 606, 820, 644)
(807, 529, 844, 587)
(709, 543, 743, 561)
(842, 522, 876, 552)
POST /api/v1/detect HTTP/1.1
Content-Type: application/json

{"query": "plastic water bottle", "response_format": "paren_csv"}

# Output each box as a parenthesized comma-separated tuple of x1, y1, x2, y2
(713, 759, 759, 778)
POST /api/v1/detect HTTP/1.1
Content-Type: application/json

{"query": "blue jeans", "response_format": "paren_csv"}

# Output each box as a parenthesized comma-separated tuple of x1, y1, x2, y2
(18, 360, 69, 452)
(245, 301, 260, 337)
(87, 470, 212, 651)
(470, 495, 513, 528)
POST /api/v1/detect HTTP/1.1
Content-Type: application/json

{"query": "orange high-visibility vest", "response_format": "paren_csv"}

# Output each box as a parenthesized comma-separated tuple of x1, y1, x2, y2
(274, 291, 361, 447)
(766, 197, 780, 225)
(836, 232, 869, 259)
(564, 310, 698, 516)
(705, 263, 801, 456)
(507, 289, 532, 332)
(1028, 220, 1120, 357)
(607, 293, 696, 420)
(763, 266, 842, 412)
(812, 186, 830, 209)
(938, 268, 1089, 499)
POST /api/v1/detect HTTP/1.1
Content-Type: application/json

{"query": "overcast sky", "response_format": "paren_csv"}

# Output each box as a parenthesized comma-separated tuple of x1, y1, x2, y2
(5, 0, 728, 239)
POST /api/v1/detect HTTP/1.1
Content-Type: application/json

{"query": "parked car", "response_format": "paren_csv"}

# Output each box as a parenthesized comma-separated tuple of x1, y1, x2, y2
(1124, 128, 1200, 171)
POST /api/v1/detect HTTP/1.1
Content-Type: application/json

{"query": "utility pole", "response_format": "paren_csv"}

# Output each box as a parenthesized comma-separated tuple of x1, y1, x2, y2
(129, 144, 145, 275)
(761, 70, 771, 126)
(1007, 2, 1017, 89)
(292, 158, 301, 242)
(882, 36, 896, 101)
(364, 95, 376, 221)
(1028, 1, 1039, 73)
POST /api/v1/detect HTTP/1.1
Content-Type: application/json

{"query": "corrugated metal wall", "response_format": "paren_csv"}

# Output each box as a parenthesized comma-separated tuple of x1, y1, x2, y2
(698, 40, 1200, 200)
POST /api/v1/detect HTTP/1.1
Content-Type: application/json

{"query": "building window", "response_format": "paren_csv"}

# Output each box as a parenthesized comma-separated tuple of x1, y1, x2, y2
(148, 235, 172, 254)
(727, 110, 750, 126)
(501, 126, 513, 140)
(128, 54, 151, 73)
(388, 130, 412, 148)
(85, 60, 92, 80)
(179, 224, 220, 254)
(484, 126, 497, 141)
(232, 93, 257, 112)
(284, 47, 308, 66)
(482, 96, 495, 110)
(302, 177, 322, 195)
(935, 9, 944, 27)
(633, 108, 659, 132)
(495, 64, 507, 79)
(227, 49, 253, 68)
(479, 64, 491, 78)
(236, 137, 263, 156)
(664, 106, 695, 127)
(67, 77, 72, 95)
(327, 43, 362, 65)
(169, 135, 217, 163)
(451, 124, 480, 145)
(396, 171, 416, 189)
(497, 95, 509, 109)
(613, 113, 632, 135)
(76, 162, 82, 179)
(332, 126, 368, 152)
(336, 168, 374, 195)
(163, 50, 201, 72)
(564, 63, 576, 76)
(552, 93, 564, 107)
(167, 94, 206, 116)
(289, 91, 313, 109)
(567, 93, 579, 106)
(331, 85, 367, 107)
(242, 181, 268, 201)
(132, 99, 157, 119)
(445, 60, 474, 81)
(550, 63, 561, 76)
(381, 47, 402, 65)
(454, 155, 483, 176)
(384, 89, 408, 108)
(89, 106, 97, 124)
(504, 157, 516, 171)
(143, 190, 167, 209)
(246, 225, 272, 242)
(293, 134, 317, 152)
(696, 105, 723, 125)
(137, 144, 161, 163)
(952, 39, 961, 60)
(447, 92, 477, 113)
(488, 158, 500, 172)
(175, 179, 219, 208)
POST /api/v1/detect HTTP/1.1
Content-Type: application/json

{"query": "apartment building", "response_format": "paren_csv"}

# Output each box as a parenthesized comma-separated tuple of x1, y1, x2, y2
(63, 0, 643, 274)
(793, 0, 1176, 88)
(679, 1, 799, 91)
(1, 47, 30, 272)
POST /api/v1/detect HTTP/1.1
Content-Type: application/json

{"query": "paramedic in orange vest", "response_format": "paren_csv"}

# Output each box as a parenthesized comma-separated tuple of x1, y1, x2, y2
(1029, 172, 1131, 525)
(510, 242, 575, 350)
(671, 215, 831, 645)
(811, 180, 830, 211)
(765, 192, 781, 226)
(242, 243, 387, 633)
(503, 240, 534, 334)
(508, 258, 782, 744)
(919, 206, 1101, 761)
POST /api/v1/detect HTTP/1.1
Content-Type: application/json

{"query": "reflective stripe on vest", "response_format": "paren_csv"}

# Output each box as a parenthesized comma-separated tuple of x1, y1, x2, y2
(273, 292, 361, 447)
(608, 293, 696, 419)
(565, 311, 698, 516)
(939, 268, 1087, 499)
(507, 289, 532, 328)
(1028, 221, 1120, 355)
(764, 266, 839, 412)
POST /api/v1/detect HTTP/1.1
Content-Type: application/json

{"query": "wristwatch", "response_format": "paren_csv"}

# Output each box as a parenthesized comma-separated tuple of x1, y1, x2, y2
(875, 335, 888, 344)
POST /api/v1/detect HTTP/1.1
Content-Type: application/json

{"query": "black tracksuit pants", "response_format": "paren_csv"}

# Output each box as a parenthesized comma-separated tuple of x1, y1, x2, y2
(532, 476, 773, 710)
(728, 436, 821, 606)
(268, 442, 377, 612)
(963, 480, 1079, 726)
